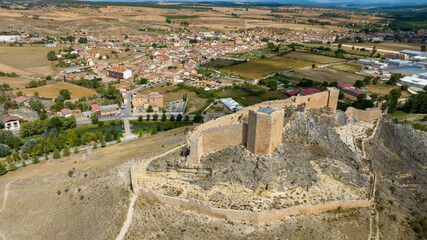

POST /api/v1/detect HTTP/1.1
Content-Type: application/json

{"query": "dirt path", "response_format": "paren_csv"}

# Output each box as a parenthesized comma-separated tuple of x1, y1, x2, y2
(0, 179, 17, 240)
(115, 144, 185, 240)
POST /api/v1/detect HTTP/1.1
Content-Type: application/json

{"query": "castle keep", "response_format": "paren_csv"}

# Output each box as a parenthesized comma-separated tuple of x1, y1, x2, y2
(186, 88, 340, 165)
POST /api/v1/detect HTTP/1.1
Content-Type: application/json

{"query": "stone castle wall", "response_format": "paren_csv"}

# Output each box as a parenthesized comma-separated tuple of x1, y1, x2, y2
(346, 107, 383, 122)
(202, 123, 248, 156)
(139, 186, 373, 223)
(187, 88, 340, 164)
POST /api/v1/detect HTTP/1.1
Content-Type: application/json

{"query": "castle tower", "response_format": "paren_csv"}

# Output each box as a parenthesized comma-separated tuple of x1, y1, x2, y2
(247, 108, 284, 155)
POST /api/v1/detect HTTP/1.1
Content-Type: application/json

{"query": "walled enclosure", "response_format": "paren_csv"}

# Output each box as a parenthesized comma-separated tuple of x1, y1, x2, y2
(345, 107, 383, 122)
(187, 88, 339, 165)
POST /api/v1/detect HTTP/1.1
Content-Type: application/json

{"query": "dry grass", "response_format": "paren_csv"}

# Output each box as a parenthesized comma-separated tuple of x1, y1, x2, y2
(0, 126, 192, 240)
(14, 82, 96, 99)
(139, 83, 207, 114)
(291, 68, 364, 84)
(0, 45, 59, 76)
(0, 77, 32, 89)
(328, 62, 363, 73)
(364, 84, 410, 98)
(222, 57, 314, 79)
(285, 52, 344, 64)
(347, 42, 425, 52)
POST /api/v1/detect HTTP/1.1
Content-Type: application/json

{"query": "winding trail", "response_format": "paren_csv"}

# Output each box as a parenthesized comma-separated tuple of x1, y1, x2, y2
(115, 144, 185, 240)
(0, 179, 17, 240)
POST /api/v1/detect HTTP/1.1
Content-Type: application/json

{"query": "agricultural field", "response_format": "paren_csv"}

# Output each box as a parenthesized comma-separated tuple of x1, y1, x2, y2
(219, 87, 288, 106)
(364, 84, 410, 98)
(285, 52, 344, 64)
(0, 77, 32, 89)
(290, 68, 364, 84)
(345, 42, 426, 52)
(0, 45, 59, 76)
(328, 62, 363, 73)
(221, 57, 315, 79)
(138, 83, 207, 114)
(14, 82, 96, 99)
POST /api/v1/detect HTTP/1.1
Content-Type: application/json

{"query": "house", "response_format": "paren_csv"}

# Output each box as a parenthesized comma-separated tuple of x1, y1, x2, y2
(107, 66, 132, 79)
(286, 88, 320, 96)
(100, 104, 120, 116)
(60, 108, 73, 117)
(91, 104, 101, 115)
(336, 84, 363, 97)
(2, 116, 20, 131)
(132, 92, 163, 111)
(12, 96, 29, 106)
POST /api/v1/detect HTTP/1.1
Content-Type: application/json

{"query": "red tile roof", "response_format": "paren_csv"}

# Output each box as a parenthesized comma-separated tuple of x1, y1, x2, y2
(91, 104, 100, 112)
(336, 83, 353, 89)
(108, 65, 128, 73)
(12, 96, 29, 104)
(60, 108, 73, 116)
(2, 116, 19, 123)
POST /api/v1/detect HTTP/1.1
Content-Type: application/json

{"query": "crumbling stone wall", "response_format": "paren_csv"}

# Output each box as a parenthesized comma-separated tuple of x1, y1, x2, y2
(346, 107, 383, 122)
(138, 186, 373, 223)
(187, 88, 340, 164)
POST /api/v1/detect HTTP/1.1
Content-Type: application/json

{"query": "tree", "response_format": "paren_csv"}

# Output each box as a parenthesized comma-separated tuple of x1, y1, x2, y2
(421, 46, 426, 52)
(338, 42, 342, 49)
(354, 80, 365, 88)
(176, 114, 182, 122)
(17, 91, 23, 96)
(0, 144, 10, 157)
(184, 115, 190, 121)
(170, 115, 175, 121)
(146, 114, 150, 121)
(91, 114, 99, 124)
(0, 163, 7, 176)
(53, 148, 60, 159)
(372, 77, 379, 85)
(93, 142, 97, 149)
(63, 146, 70, 156)
(312, 64, 316, 69)
(32, 152, 39, 164)
(147, 105, 154, 112)
(363, 76, 373, 85)
(161, 113, 166, 122)
(78, 37, 88, 44)
(47, 51, 58, 61)
(59, 89, 71, 100)
(138, 116, 143, 122)
(22, 139, 37, 153)
(138, 130, 143, 138)
(56, 94, 65, 102)
(387, 89, 402, 114)
(151, 127, 158, 135)
(193, 114, 204, 123)
(101, 139, 106, 148)
(8, 162, 17, 171)
(388, 73, 403, 85)
(74, 146, 79, 154)
(153, 114, 158, 121)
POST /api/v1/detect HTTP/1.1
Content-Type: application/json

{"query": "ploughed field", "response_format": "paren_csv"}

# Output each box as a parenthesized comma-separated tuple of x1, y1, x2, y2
(14, 82, 96, 99)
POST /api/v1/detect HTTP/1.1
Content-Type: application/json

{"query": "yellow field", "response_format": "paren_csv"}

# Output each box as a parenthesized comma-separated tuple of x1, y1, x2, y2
(346, 42, 425, 52)
(222, 57, 314, 79)
(0, 77, 32, 89)
(364, 84, 410, 98)
(291, 68, 364, 84)
(14, 82, 96, 99)
(0, 45, 59, 76)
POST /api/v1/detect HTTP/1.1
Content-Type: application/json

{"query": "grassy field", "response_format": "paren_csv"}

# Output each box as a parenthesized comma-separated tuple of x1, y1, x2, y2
(138, 83, 207, 114)
(389, 111, 426, 122)
(364, 84, 410, 98)
(0, 77, 32, 89)
(291, 68, 364, 84)
(285, 52, 344, 64)
(14, 82, 96, 99)
(221, 57, 314, 79)
(0, 45, 59, 76)
(328, 62, 363, 73)
(219, 87, 288, 106)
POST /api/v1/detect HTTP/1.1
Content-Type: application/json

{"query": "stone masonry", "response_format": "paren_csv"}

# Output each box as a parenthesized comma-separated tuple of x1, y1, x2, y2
(247, 108, 284, 155)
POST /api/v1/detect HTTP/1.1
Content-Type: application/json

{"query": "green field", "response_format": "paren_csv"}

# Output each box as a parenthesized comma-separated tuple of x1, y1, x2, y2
(285, 51, 344, 64)
(219, 87, 288, 106)
(221, 57, 314, 79)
